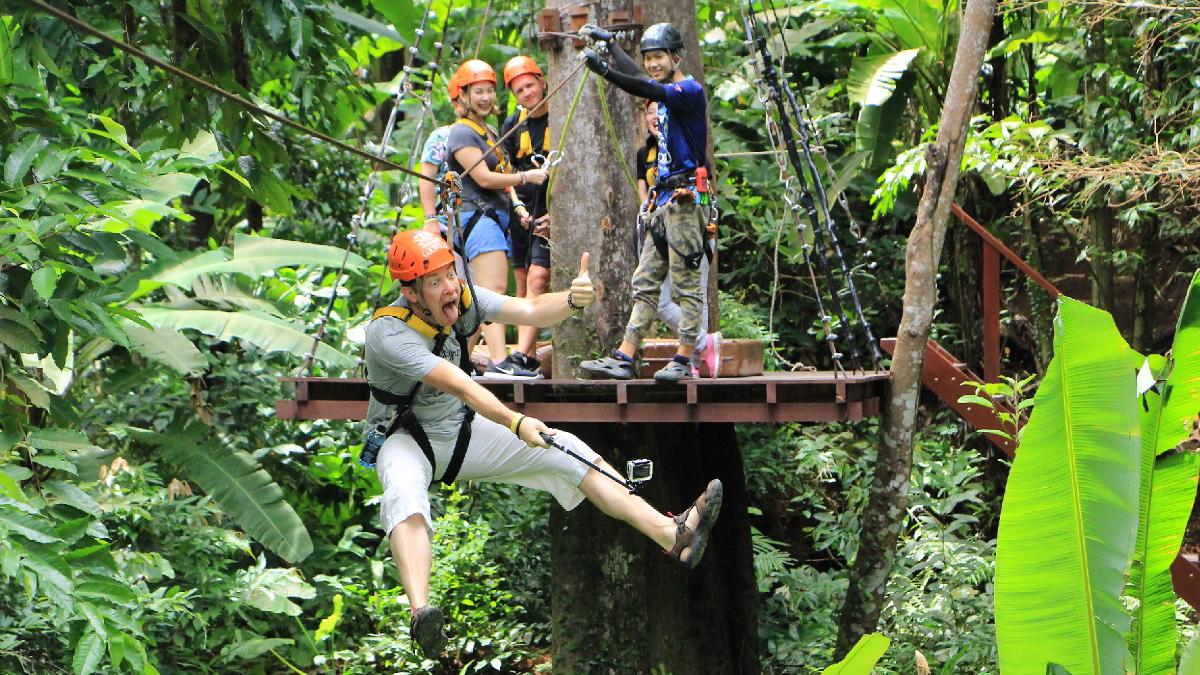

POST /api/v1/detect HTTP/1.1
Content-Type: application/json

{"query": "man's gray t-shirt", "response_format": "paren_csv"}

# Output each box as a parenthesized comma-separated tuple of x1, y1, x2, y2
(446, 122, 510, 214)
(363, 286, 506, 440)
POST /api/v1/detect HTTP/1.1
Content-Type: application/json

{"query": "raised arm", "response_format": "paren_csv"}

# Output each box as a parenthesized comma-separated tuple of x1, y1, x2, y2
(492, 252, 593, 327)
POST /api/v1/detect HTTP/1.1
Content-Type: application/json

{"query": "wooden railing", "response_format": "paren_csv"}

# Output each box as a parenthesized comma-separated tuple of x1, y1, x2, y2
(950, 203, 1060, 383)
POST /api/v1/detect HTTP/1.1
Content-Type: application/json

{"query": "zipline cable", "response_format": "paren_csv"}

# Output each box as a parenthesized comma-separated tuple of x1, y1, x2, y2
(20, 0, 446, 188)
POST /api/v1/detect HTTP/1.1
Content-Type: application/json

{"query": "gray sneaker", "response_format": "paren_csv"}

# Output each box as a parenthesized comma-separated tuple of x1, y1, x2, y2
(410, 605, 447, 658)
(580, 354, 636, 380)
(654, 360, 693, 383)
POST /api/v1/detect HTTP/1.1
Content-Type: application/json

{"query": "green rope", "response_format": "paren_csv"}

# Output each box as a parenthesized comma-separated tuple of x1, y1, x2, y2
(595, 77, 640, 199)
(546, 67, 593, 214)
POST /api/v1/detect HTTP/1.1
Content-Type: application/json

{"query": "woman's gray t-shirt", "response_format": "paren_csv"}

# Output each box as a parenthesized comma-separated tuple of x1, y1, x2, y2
(446, 121, 510, 214)
(363, 286, 506, 440)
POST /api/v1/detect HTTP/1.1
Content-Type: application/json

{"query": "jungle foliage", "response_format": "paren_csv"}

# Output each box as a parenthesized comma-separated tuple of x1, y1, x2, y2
(1, 0, 1199, 673)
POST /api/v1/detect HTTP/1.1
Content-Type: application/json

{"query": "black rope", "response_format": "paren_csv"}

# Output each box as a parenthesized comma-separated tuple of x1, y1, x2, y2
(763, 0, 883, 369)
(743, 7, 863, 371)
(21, 0, 446, 188)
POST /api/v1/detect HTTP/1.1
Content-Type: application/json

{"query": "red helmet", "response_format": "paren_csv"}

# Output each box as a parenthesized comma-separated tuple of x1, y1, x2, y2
(452, 59, 496, 96)
(387, 229, 455, 282)
(503, 55, 544, 88)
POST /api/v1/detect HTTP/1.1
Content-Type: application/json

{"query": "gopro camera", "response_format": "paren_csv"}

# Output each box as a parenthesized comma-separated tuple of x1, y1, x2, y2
(626, 459, 653, 483)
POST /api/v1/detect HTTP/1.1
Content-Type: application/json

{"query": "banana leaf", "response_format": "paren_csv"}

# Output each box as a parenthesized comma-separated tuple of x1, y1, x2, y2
(136, 307, 354, 368)
(822, 632, 890, 674)
(153, 423, 313, 563)
(1129, 270, 1200, 673)
(995, 297, 1140, 674)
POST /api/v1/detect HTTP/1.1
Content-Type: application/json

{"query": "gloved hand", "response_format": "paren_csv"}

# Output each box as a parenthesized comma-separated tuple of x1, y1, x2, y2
(579, 23, 614, 42)
(581, 49, 609, 76)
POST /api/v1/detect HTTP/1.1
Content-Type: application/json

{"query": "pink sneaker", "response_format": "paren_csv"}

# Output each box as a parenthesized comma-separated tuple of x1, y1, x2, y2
(703, 332, 722, 379)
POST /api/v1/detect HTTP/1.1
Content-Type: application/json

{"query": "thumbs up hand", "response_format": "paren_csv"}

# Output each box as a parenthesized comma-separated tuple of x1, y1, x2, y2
(568, 252, 594, 311)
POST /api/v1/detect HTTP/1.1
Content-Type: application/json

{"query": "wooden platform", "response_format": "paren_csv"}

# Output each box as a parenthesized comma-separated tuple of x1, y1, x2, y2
(276, 371, 889, 424)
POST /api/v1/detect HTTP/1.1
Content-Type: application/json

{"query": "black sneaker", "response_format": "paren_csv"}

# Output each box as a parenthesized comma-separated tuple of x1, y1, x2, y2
(410, 605, 447, 658)
(511, 351, 542, 375)
(483, 355, 543, 379)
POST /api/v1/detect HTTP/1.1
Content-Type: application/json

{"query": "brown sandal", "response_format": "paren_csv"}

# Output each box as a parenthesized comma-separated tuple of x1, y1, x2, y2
(668, 479, 724, 569)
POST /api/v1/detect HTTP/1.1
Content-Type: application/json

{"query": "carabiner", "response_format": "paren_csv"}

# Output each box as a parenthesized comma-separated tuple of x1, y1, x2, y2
(531, 150, 563, 169)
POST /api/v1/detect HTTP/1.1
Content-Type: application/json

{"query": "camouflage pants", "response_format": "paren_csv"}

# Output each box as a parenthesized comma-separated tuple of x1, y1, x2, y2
(624, 199, 706, 346)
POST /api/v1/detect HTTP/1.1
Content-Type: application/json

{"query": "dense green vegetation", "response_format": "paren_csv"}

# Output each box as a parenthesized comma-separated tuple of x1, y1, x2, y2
(2, 0, 1199, 672)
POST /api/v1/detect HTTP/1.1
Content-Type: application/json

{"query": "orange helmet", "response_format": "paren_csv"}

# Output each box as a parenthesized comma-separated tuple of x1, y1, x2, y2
(452, 59, 496, 96)
(447, 70, 462, 101)
(503, 55, 544, 88)
(387, 229, 456, 282)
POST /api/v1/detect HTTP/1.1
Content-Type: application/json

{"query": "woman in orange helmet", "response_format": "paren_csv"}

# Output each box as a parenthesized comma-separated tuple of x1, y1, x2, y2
(363, 230, 723, 658)
(445, 59, 546, 379)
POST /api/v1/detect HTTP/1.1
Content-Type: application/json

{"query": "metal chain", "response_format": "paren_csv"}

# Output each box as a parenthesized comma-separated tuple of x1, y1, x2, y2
(302, 0, 439, 376)
(762, 0, 883, 370)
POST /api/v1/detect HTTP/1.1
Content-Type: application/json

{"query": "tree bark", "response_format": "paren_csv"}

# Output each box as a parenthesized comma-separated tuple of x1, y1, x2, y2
(545, 1, 757, 670)
(550, 423, 757, 673)
(835, 0, 998, 654)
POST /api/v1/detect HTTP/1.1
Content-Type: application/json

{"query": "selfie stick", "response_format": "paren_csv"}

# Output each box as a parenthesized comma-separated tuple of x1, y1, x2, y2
(540, 433, 644, 494)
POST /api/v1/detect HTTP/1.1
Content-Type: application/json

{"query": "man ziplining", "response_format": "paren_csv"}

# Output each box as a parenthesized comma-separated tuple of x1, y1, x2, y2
(362, 230, 724, 658)
(577, 23, 717, 383)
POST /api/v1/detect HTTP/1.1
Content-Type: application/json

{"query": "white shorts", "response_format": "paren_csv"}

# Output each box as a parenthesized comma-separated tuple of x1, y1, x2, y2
(376, 415, 600, 535)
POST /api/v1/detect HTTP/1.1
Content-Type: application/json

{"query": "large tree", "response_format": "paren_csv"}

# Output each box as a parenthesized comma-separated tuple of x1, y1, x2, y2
(543, 0, 758, 671)
(835, 0, 999, 654)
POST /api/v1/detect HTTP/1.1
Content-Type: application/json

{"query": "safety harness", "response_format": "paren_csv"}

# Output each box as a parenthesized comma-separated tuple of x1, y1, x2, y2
(454, 118, 512, 249)
(514, 107, 552, 160)
(367, 286, 477, 486)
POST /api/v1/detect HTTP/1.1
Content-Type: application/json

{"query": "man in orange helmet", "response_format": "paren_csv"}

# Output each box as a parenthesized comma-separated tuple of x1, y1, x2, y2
(499, 55, 552, 376)
(363, 229, 724, 658)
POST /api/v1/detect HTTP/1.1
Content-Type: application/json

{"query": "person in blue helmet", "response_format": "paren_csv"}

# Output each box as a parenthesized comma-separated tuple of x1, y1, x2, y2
(578, 23, 716, 383)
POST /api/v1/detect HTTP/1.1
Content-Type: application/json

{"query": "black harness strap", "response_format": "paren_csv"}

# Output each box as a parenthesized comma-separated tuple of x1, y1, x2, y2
(369, 330, 476, 486)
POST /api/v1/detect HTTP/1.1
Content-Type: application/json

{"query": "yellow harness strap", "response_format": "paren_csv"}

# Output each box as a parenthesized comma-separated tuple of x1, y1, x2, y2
(516, 107, 552, 160)
(456, 118, 510, 173)
(370, 286, 474, 340)
(645, 145, 658, 187)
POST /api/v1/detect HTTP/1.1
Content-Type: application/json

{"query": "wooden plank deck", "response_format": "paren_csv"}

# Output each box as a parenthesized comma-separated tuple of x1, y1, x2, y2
(275, 370, 890, 424)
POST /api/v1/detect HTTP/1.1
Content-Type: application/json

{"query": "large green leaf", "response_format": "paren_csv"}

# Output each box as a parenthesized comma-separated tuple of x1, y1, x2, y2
(995, 297, 1140, 674)
(122, 322, 207, 375)
(220, 233, 370, 277)
(855, 73, 914, 172)
(822, 632, 890, 673)
(136, 307, 353, 368)
(72, 629, 105, 675)
(1129, 271, 1200, 673)
(4, 134, 49, 187)
(847, 48, 922, 107)
(154, 424, 313, 563)
(146, 235, 369, 290)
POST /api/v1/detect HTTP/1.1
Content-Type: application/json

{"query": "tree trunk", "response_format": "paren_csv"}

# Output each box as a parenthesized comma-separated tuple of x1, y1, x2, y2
(545, 1, 757, 670)
(835, 0, 998, 654)
(550, 423, 757, 673)
(228, 4, 263, 232)
(1088, 205, 1115, 313)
